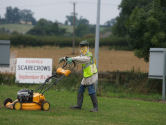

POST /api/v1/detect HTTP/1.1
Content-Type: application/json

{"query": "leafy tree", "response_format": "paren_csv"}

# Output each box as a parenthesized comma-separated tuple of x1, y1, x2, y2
(20, 9, 36, 25)
(65, 15, 94, 37)
(75, 24, 95, 37)
(112, 0, 166, 61)
(78, 16, 89, 25)
(112, 0, 153, 37)
(27, 19, 65, 36)
(3, 6, 36, 24)
(65, 15, 89, 26)
(75, 17, 95, 37)
(5, 7, 20, 23)
(127, 0, 166, 61)
(65, 14, 78, 25)
(104, 19, 116, 27)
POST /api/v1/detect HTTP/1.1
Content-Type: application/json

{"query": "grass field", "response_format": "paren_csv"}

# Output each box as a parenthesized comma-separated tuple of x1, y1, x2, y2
(11, 46, 149, 72)
(0, 85, 166, 125)
(0, 24, 33, 34)
(0, 23, 108, 34)
(0, 24, 73, 34)
(59, 24, 73, 33)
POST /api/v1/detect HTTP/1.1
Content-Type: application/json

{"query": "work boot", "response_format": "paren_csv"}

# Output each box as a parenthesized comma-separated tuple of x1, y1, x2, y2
(90, 94, 98, 112)
(70, 92, 83, 110)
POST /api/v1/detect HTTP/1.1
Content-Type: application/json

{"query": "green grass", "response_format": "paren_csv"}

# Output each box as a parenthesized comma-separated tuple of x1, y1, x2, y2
(0, 24, 33, 34)
(0, 24, 72, 34)
(0, 85, 166, 125)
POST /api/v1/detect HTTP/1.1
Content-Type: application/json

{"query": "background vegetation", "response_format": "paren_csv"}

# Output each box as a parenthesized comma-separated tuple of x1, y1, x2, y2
(1, 0, 166, 61)
(0, 6, 36, 24)
(0, 71, 162, 101)
(0, 34, 128, 48)
(112, 0, 166, 61)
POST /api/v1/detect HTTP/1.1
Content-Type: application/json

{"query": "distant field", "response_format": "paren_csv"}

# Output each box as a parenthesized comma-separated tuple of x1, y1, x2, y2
(0, 24, 108, 35)
(0, 24, 73, 34)
(0, 24, 33, 34)
(11, 47, 149, 72)
(59, 24, 73, 33)
(59, 25, 108, 33)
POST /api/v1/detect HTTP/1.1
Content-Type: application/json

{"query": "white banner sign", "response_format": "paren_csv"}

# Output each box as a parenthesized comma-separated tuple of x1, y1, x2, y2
(16, 58, 52, 84)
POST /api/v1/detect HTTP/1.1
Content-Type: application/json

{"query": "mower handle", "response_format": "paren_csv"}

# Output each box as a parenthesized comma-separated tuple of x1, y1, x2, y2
(36, 57, 76, 94)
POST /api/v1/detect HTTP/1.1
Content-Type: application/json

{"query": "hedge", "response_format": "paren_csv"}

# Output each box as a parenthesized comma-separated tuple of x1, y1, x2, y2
(0, 34, 129, 48)
(0, 71, 162, 95)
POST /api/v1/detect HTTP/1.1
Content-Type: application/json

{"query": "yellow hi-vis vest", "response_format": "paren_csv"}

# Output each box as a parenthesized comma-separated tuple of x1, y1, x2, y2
(82, 52, 98, 78)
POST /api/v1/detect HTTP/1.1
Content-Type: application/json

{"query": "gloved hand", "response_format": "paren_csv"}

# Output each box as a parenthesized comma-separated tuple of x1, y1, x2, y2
(59, 57, 65, 63)
(67, 58, 72, 64)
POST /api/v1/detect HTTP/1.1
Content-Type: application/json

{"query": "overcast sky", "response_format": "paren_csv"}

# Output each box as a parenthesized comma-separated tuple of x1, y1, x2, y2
(0, 0, 122, 24)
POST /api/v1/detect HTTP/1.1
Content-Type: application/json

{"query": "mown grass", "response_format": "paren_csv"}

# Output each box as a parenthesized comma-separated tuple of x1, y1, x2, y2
(0, 85, 166, 125)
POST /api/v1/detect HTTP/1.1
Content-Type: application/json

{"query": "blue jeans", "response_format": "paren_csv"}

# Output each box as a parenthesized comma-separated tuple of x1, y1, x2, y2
(78, 84, 96, 95)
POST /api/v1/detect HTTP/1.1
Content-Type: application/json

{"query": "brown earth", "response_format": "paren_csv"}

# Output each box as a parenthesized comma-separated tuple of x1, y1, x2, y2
(11, 46, 149, 72)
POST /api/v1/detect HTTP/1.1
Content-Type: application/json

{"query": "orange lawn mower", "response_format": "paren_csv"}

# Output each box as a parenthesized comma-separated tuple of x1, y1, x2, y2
(3, 57, 76, 111)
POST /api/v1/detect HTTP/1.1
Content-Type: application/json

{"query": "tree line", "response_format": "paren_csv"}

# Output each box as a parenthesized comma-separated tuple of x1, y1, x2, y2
(0, 6, 103, 37)
(0, 6, 36, 25)
(4, 2, 166, 62)
(111, 0, 166, 61)
(27, 15, 96, 37)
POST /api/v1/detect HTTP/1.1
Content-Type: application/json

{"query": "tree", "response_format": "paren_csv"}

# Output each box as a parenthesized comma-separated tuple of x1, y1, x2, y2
(75, 17, 95, 37)
(65, 14, 78, 25)
(111, 0, 166, 61)
(78, 16, 89, 25)
(65, 15, 94, 37)
(20, 9, 36, 25)
(104, 19, 116, 27)
(4, 6, 36, 24)
(5, 7, 20, 23)
(112, 0, 153, 37)
(27, 19, 65, 36)
(128, 0, 166, 61)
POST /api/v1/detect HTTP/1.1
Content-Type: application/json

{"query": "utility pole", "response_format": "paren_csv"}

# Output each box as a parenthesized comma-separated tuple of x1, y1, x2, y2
(95, 0, 101, 91)
(72, 2, 76, 55)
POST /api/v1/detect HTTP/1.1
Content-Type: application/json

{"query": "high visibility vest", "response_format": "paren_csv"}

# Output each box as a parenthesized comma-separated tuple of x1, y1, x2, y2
(82, 52, 98, 78)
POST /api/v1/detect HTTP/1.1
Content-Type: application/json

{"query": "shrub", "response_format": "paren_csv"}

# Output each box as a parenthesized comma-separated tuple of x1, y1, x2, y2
(0, 71, 162, 95)
(0, 34, 130, 49)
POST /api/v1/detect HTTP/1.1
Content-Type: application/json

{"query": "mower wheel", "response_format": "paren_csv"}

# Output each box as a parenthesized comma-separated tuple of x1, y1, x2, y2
(41, 101, 50, 111)
(13, 101, 22, 110)
(4, 98, 13, 106)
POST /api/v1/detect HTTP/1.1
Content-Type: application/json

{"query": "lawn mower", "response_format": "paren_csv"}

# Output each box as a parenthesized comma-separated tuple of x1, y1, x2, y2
(3, 57, 76, 111)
